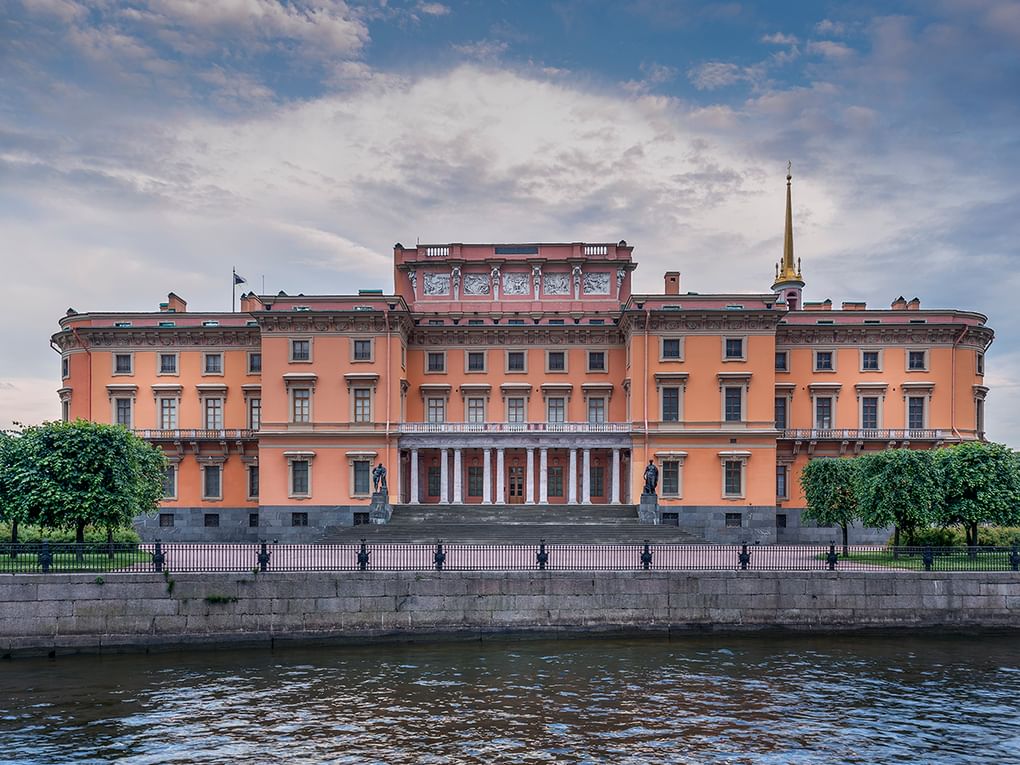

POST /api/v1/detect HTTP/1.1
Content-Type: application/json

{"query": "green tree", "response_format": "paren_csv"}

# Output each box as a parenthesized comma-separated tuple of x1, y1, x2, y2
(0, 428, 32, 544)
(7, 421, 166, 543)
(800, 457, 859, 556)
(935, 441, 1020, 546)
(854, 449, 940, 546)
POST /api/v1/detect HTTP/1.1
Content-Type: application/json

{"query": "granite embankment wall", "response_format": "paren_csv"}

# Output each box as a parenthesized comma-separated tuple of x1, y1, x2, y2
(2, 571, 1019, 656)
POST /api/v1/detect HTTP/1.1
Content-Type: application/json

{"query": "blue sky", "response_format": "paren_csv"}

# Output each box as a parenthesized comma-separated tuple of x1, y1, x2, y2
(2, 0, 1019, 444)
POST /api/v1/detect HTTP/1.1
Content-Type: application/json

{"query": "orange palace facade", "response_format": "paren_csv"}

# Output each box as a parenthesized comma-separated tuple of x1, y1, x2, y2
(52, 179, 993, 543)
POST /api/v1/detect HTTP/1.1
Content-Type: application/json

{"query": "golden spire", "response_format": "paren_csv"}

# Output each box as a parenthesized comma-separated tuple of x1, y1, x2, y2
(773, 161, 803, 288)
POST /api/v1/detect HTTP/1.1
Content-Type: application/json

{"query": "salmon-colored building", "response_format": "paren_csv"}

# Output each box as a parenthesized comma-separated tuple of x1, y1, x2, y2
(51, 174, 993, 542)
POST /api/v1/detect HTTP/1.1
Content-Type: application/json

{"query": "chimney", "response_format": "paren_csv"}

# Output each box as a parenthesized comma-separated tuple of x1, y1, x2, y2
(841, 301, 867, 311)
(161, 292, 187, 313)
(664, 271, 681, 295)
(891, 296, 907, 310)
(906, 297, 921, 311)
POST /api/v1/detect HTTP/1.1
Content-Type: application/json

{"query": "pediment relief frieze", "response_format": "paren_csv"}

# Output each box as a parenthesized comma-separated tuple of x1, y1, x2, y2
(408, 327, 626, 347)
(52, 328, 261, 351)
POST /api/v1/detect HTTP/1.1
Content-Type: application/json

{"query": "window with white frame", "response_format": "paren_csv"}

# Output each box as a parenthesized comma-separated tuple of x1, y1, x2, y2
(775, 351, 788, 371)
(976, 397, 985, 435)
(291, 339, 311, 362)
(291, 460, 310, 496)
(861, 350, 881, 371)
(547, 397, 566, 423)
(467, 397, 485, 423)
(587, 397, 606, 424)
(662, 460, 681, 496)
(723, 460, 743, 497)
(427, 397, 446, 423)
(204, 353, 223, 374)
(908, 349, 928, 371)
(814, 350, 834, 371)
(353, 338, 372, 361)
(352, 460, 371, 495)
(114, 353, 133, 374)
(353, 388, 372, 423)
(507, 351, 526, 372)
(248, 397, 261, 430)
(661, 338, 682, 360)
(908, 396, 926, 429)
(587, 350, 606, 372)
(724, 338, 744, 360)
(547, 350, 566, 372)
(466, 351, 485, 372)
(662, 387, 681, 422)
(61, 399, 70, 422)
(427, 352, 446, 372)
(114, 398, 132, 427)
(861, 396, 879, 429)
(815, 396, 833, 429)
(202, 465, 222, 499)
(724, 387, 743, 422)
(506, 397, 525, 422)
(248, 352, 262, 374)
(61, 357, 69, 379)
(204, 398, 223, 430)
(248, 465, 260, 498)
(774, 396, 787, 430)
(162, 465, 177, 499)
(158, 398, 177, 429)
(158, 353, 178, 375)
(776, 465, 788, 499)
(292, 388, 311, 423)
(977, 352, 985, 375)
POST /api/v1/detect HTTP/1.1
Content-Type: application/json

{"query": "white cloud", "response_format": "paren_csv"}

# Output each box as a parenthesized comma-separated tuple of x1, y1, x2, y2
(452, 39, 509, 60)
(688, 61, 759, 90)
(807, 40, 856, 60)
(418, 2, 451, 16)
(762, 32, 798, 45)
(815, 19, 848, 36)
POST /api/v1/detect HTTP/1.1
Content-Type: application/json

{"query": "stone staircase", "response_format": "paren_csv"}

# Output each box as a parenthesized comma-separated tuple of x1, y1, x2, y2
(320, 503, 705, 544)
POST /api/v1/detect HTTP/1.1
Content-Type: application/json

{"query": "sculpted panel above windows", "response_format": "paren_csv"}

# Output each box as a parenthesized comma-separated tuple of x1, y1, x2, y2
(423, 272, 451, 296)
(583, 272, 610, 295)
(543, 273, 570, 295)
(503, 273, 530, 296)
(462, 273, 491, 295)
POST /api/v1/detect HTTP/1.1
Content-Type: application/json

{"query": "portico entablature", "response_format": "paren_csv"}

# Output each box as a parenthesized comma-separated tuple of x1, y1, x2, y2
(397, 432, 632, 450)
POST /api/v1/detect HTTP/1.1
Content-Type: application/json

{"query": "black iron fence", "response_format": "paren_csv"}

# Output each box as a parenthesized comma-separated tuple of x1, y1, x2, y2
(1, 541, 1019, 574)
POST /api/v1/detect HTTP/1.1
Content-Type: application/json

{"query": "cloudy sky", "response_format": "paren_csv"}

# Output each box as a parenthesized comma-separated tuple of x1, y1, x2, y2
(2, 0, 1019, 445)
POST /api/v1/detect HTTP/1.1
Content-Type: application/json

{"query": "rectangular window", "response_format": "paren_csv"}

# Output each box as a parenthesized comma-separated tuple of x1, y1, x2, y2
(862, 351, 880, 371)
(776, 465, 788, 499)
(114, 353, 133, 374)
(292, 388, 311, 423)
(547, 466, 563, 497)
(815, 351, 834, 371)
(159, 353, 177, 374)
(815, 397, 833, 429)
(724, 387, 742, 422)
(547, 397, 566, 423)
(427, 352, 446, 372)
(467, 319, 484, 326)
(775, 351, 788, 371)
(547, 351, 566, 371)
(61, 400, 70, 422)
(724, 462, 742, 497)
(291, 512, 308, 527)
(467, 466, 484, 496)
(467, 351, 485, 372)
(115, 398, 132, 427)
(427, 466, 441, 496)
(427, 397, 446, 423)
(204, 354, 223, 374)
(776, 514, 787, 529)
(249, 513, 259, 528)
(467, 397, 485, 423)
(204, 398, 223, 430)
(725, 338, 744, 359)
(662, 338, 682, 359)
(725, 511, 742, 527)
(248, 465, 260, 498)
(507, 398, 525, 423)
(861, 397, 879, 429)
(976, 398, 985, 435)
(590, 465, 604, 497)
(353, 339, 372, 361)
(507, 351, 525, 372)
(203, 466, 221, 500)
(662, 461, 680, 496)
(248, 397, 261, 430)
(353, 388, 371, 422)
(662, 387, 680, 422)
(290, 460, 309, 495)
(908, 350, 927, 370)
(587, 398, 606, 424)
(159, 398, 177, 429)
(204, 513, 219, 528)
(587, 351, 606, 371)
(162, 465, 176, 499)
(61, 357, 69, 378)
(774, 397, 787, 430)
(248, 352, 262, 374)
(908, 397, 925, 429)
(291, 339, 311, 361)
(977, 353, 985, 375)
(159, 513, 174, 528)
(353, 461, 371, 495)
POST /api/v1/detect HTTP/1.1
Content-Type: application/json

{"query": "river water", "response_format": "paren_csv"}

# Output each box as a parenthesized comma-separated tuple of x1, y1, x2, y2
(2, 634, 1019, 764)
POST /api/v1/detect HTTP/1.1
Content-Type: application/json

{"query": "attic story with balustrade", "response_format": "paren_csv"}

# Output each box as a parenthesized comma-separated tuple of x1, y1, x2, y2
(50, 173, 993, 543)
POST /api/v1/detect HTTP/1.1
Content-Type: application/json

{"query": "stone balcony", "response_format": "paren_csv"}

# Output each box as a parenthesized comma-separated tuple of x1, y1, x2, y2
(781, 428, 946, 441)
(398, 421, 631, 434)
(133, 429, 256, 440)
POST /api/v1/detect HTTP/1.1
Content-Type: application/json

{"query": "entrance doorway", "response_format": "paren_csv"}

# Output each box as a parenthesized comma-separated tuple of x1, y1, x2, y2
(508, 466, 525, 503)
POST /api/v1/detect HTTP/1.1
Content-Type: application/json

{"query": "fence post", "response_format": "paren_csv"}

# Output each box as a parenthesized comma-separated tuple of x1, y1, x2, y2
(1010, 544, 1019, 572)
(922, 545, 934, 572)
(153, 539, 165, 573)
(640, 541, 653, 570)
(434, 541, 446, 571)
(738, 542, 750, 571)
(39, 541, 52, 573)
(257, 541, 271, 572)
(826, 542, 838, 571)
(536, 540, 548, 571)
(357, 539, 370, 571)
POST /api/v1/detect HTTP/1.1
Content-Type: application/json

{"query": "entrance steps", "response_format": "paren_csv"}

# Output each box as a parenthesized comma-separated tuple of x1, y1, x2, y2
(320, 503, 705, 544)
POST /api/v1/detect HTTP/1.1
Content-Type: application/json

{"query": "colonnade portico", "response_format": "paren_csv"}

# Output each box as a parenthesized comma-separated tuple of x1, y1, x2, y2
(399, 440, 630, 505)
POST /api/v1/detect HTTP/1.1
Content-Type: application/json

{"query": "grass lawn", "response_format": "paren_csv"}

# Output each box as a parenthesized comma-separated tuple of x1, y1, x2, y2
(0, 551, 153, 573)
(824, 549, 1018, 571)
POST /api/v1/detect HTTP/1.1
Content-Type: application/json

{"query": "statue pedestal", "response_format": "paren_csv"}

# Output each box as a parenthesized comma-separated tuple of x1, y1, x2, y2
(369, 491, 392, 525)
(638, 492, 659, 525)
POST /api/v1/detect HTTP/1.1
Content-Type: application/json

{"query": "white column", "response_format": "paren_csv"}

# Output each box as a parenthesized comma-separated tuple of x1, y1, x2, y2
(496, 448, 506, 504)
(568, 448, 578, 504)
(611, 448, 621, 504)
(453, 448, 463, 504)
(525, 447, 535, 504)
(582, 448, 592, 504)
(440, 448, 449, 504)
(410, 448, 419, 504)
(483, 448, 492, 504)
(539, 447, 549, 503)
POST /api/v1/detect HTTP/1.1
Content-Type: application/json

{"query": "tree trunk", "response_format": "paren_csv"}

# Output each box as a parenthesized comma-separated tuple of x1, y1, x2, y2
(9, 519, 16, 559)
(107, 527, 114, 559)
(841, 523, 850, 558)
(893, 525, 900, 559)
(76, 520, 86, 563)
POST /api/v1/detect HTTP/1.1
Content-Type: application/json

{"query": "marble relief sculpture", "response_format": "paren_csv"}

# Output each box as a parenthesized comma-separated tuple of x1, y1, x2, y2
(407, 268, 417, 291)
(423, 272, 451, 296)
(463, 273, 491, 295)
(583, 272, 610, 295)
(616, 268, 626, 292)
(451, 266, 462, 301)
(490, 265, 501, 299)
(572, 265, 583, 300)
(532, 265, 542, 297)
(543, 273, 570, 295)
(503, 272, 530, 296)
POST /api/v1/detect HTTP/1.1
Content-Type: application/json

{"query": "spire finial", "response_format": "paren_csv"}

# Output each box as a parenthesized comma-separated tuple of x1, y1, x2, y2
(772, 163, 803, 289)
(787, 160, 792, 180)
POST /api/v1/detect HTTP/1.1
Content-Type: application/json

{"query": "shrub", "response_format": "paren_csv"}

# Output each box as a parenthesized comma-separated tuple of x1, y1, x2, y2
(0, 522, 141, 544)
(893, 526, 1020, 548)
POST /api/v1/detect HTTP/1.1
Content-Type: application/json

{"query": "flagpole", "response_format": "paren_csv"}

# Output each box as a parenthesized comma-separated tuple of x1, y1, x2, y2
(232, 267, 236, 313)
